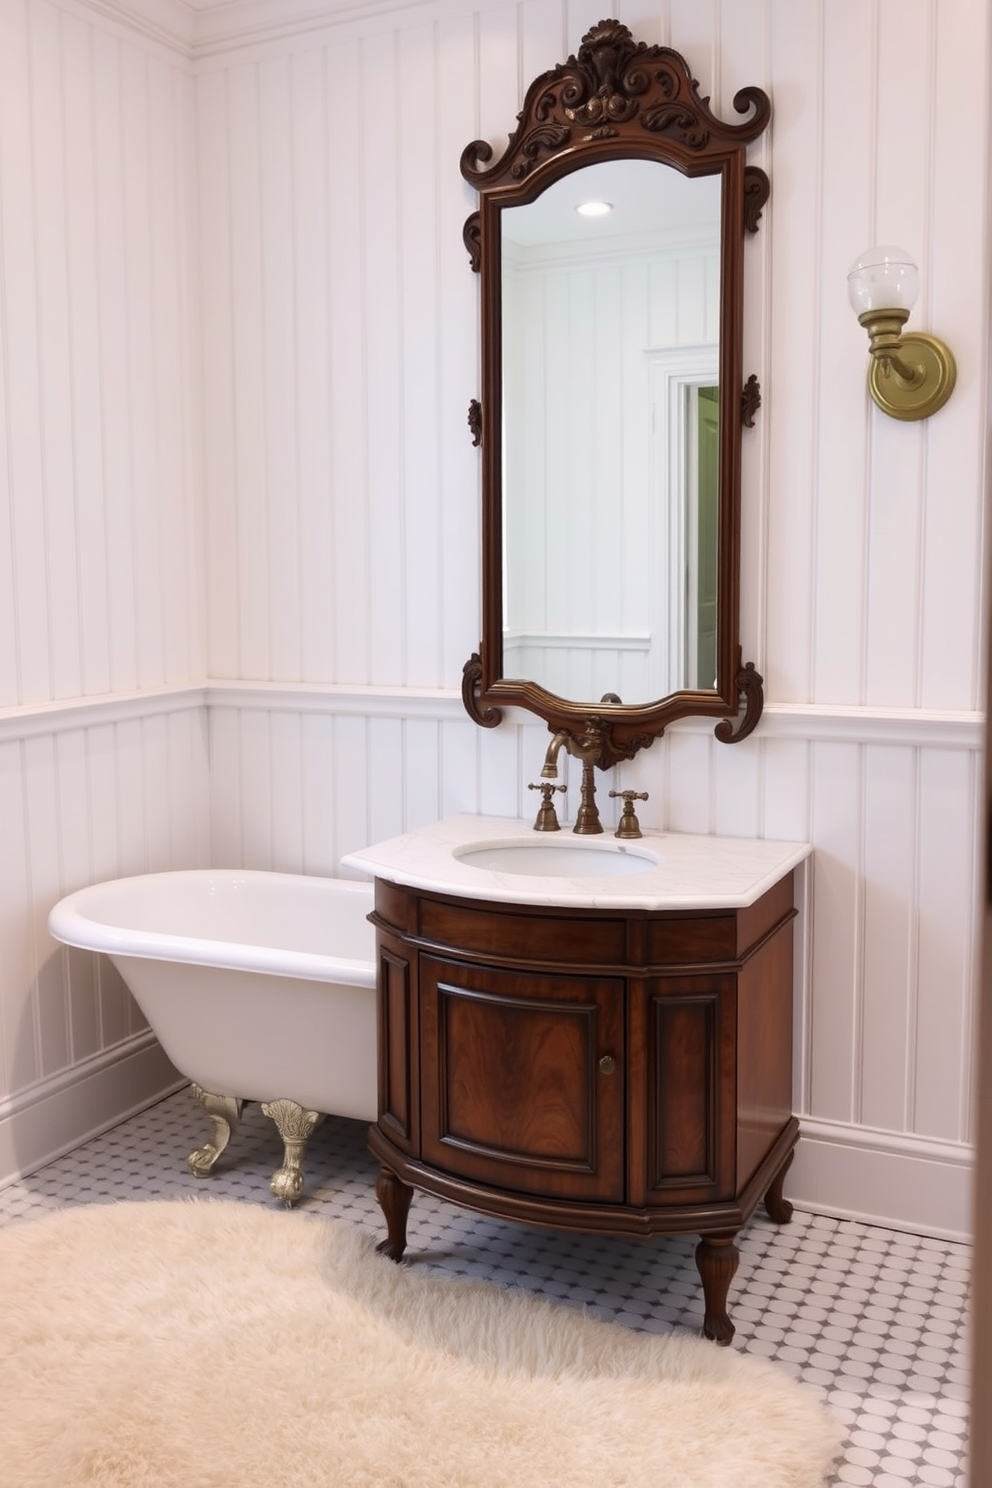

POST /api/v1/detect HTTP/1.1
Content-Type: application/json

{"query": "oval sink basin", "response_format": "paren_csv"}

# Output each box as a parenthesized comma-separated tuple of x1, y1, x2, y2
(454, 840, 659, 877)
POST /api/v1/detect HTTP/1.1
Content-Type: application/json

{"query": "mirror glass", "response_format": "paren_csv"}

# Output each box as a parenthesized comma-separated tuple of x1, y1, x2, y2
(499, 160, 722, 706)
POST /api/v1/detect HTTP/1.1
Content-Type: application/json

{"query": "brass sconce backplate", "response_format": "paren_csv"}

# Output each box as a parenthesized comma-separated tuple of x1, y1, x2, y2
(865, 330, 957, 422)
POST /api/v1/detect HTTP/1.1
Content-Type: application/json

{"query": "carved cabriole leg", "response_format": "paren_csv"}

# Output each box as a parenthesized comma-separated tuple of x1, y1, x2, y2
(764, 1149, 795, 1225)
(261, 1100, 324, 1206)
(695, 1232, 741, 1346)
(375, 1165, 413, 1261)
(186, 1085, 246, 1177)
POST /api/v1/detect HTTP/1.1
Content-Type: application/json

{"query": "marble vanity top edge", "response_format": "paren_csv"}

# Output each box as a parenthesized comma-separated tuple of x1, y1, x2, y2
(340, 815, 812, 911)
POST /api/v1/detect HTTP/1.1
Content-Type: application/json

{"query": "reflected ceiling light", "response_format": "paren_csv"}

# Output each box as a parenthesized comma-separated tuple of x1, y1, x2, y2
(575, 200, 613, 218)
(847, 245, 956, 420)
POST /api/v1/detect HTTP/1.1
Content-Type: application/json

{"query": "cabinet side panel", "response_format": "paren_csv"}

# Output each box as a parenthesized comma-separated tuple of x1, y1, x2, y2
(736, 919, 794, 1189)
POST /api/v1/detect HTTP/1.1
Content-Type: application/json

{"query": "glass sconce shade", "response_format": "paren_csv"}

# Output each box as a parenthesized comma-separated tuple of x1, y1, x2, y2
(847, 245, 920, 315)
(847, 245, 954, 420)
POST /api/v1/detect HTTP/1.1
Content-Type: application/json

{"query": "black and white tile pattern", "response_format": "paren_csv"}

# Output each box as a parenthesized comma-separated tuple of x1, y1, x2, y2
(0, 1092, 970, 1486)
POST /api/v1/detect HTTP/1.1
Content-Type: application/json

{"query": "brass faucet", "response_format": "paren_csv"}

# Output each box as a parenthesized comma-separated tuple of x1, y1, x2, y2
(538, 727, 604, 835)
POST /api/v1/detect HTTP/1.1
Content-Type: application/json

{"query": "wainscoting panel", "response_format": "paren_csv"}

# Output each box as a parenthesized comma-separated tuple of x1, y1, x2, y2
(0, 698, 209, 1187)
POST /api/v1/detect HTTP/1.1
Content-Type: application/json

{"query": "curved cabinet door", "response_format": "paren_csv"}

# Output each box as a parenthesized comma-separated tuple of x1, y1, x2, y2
(419, 954, 625, 1203)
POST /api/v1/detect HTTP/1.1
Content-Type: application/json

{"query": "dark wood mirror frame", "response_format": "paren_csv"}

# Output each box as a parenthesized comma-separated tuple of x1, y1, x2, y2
(461, 20, 771, 768)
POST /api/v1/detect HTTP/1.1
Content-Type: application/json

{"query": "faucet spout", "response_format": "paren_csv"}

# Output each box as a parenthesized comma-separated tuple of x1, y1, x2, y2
(541, 730, 572, 779)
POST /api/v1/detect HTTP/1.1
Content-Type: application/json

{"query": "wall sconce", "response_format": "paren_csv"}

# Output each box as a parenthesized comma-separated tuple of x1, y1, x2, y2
(847, 246, 956, 420)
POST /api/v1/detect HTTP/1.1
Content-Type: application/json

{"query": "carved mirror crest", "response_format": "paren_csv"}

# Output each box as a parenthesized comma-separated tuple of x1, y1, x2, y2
(460, 20, 770, 767)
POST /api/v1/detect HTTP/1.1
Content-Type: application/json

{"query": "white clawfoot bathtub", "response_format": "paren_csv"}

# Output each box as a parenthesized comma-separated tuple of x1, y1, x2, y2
(48, 870, 377, 1202)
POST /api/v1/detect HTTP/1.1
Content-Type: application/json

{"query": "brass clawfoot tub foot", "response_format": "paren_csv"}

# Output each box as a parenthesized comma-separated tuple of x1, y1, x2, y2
(187, 1085, 246, 1177)
(261, 1099, 325, 1205)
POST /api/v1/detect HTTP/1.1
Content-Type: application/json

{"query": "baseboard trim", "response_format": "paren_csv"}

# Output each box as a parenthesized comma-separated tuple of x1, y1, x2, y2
(790, 1119, 974, 1242)
(0, 1035, 186, 1190)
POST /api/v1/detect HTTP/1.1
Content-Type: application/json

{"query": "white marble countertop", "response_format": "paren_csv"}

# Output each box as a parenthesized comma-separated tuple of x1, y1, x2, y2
(341, 814, 811, 910)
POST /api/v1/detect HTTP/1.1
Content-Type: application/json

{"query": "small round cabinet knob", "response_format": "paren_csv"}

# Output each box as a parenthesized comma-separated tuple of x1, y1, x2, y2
(599, 1054, 617, 1076)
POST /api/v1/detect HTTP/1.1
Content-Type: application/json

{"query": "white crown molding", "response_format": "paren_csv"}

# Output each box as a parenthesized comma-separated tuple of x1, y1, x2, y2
(50, 0, 197, 57)
(190, 0, 424, 58)
(62, 0, 461, 63)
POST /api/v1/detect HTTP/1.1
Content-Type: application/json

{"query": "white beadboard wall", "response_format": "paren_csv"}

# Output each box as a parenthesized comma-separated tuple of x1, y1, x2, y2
(195, 0, 989, 1240)
(0, 0, 987, 1242)
(0, 0, 205, 1180)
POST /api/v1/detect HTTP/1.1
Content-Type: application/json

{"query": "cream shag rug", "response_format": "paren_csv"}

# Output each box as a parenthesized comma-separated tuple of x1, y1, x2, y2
(0, 1201, 840, 1488)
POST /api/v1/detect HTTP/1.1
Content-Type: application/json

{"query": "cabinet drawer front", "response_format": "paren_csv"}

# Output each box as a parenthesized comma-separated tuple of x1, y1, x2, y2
(420, 956, 625, 1202)
(417, 898, 627, 965)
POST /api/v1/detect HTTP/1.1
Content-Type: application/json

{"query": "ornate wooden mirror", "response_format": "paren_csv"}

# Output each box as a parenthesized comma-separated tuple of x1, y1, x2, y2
(461, 19, 771, 766)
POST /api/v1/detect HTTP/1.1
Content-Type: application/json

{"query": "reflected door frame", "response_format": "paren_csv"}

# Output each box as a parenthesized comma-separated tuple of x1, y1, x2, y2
(648, 347, 719, 696)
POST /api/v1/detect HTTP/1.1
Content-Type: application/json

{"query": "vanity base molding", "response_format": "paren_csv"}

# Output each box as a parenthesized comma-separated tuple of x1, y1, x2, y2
(368, 875, 799, 1345)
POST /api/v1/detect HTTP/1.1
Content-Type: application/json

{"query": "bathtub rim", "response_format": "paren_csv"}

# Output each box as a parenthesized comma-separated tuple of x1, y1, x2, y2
(48, 869, 377, 988)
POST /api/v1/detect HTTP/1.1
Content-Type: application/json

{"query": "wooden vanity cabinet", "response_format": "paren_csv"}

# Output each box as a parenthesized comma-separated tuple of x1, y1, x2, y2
(368, 872, 799, 1343)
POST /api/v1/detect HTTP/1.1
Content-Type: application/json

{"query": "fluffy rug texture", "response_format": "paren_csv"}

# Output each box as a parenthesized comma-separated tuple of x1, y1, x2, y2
(0, 1200, 840, 1487)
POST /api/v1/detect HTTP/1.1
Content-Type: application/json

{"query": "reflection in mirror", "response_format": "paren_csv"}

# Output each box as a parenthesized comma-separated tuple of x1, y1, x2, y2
(500, 160, 721, 707)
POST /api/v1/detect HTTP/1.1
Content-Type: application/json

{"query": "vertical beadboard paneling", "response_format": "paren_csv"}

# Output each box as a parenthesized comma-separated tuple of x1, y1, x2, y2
(227, 64, 270, 679)
(920, 1, 987, 712)
(914, 747, 979, 1141)
(53, 728, 99, 1062)
(810, 0, 871, 706)
(808, 741, 861, 1121)
(859, 746, 916, 1131)
(91, 24, 139, 692)
(268, 709, 304, 869)
(362, 38, 406, 687)
(326, 38, 370, 685)
(666, 731, 714, 834)
(237, 702, 273, 860)
(146, 53, 199, 685)
(258, 55, 301, 681)
(23, 734, 70, 1077)
(290, 46, 334, 682)
(120, 44, 167, 691)
(199, 66, 239, 678)
(763, 1, 821, 704)
(61, 12, 110, 698)
(331, 714, 372, 860)
(0, 704, 209, 1111)
(206, 704, 244, 863)
(0, 740, 39, 1095)
(0, 1, 51, 704)
(403, 716, 442, 830)
(397, 25, 442, 689)
(31, 3, 81, 702)
(300, 711, 337, 872)
(0, 1, 200, 708)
